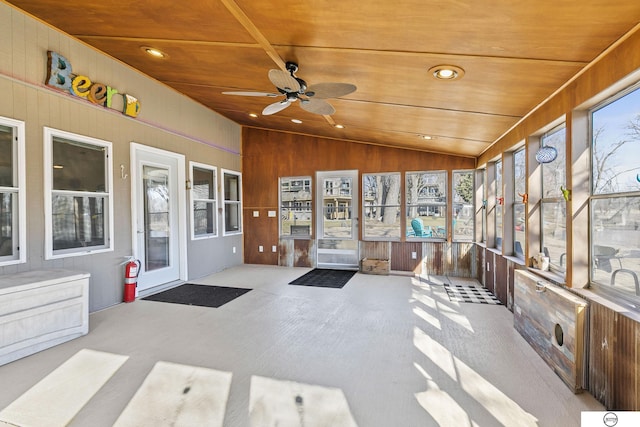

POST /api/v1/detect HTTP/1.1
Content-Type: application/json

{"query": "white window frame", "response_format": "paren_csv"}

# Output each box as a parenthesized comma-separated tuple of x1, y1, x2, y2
(221, 168, 242, 236)
(189, 161, 218, 240)
(43, 127, 114, 259)
(0, 117, 26, 266)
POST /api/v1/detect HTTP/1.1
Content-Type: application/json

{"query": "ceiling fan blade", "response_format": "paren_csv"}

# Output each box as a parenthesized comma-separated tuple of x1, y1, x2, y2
(268, 69, 301, 92)
(300, 98, 335, 115)
(306, 82, 356, 99)
(263, 100, 291, 115)
(222, 91, 279, 97)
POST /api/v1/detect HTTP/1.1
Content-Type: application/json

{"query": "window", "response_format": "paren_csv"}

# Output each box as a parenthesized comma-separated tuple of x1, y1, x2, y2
(452, 170, 474, 241)
(480, 169, 487, 243)
(495, 160, 503, 249)
(363, 173, 401, 240)
(44, 128, 113, 258)
(280, 177, 312, 237)
(406, 171, 446, 239)
(190, 162, 217, 239)
(0, 117, 25, 265)
(222, 169, 242, 235)
(540, 125, 567, 273)
(590, 84, 640, 300)
(513, 148, 526, 258)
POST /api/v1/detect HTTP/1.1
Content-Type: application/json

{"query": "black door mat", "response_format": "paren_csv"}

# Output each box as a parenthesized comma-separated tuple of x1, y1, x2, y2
(443, 283, 502, 305)
(142, 284, 251, 308)
(288, 269, 357, 288)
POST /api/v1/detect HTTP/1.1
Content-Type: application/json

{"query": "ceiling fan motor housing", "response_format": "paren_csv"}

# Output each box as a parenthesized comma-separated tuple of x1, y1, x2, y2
(285, 61, 299, 74)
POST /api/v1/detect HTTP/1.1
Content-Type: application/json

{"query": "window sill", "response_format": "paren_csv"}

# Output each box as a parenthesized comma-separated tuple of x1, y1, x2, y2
(571, 287, 640, 323)
(526, 268, 566, 286)
(503, 254, 526, 266)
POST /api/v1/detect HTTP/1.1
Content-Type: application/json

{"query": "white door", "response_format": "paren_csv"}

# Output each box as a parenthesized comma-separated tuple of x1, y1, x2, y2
(316, 170, 359, 269)
(131, 144, 186, 292)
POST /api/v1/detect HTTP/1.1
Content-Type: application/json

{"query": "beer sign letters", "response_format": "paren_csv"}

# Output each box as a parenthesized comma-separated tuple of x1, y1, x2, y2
(45, 51, 141, 118)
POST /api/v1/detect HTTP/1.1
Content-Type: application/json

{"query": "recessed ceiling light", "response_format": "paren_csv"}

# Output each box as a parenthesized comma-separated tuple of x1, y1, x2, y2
(291, 119, 302, 124)
(334, 124, 345, 129)
(141, 46, 168, 59)
(420, 135, 435, 140)
(428, 65, 464, 80)
(248, 113, 259, 118)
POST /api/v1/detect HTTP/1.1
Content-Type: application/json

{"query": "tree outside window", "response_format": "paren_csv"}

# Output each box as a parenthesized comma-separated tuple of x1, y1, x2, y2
(453, 170, 474, 241)
(363, 173, 401, 240)
(590, 84, 640, 300)
(513, 149, 526, 259)
(541, 126, 566, 272)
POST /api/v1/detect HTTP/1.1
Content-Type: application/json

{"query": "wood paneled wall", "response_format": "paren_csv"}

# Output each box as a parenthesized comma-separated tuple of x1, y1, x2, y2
(588, 301, 640, 410)
(242, 128, 475, 271)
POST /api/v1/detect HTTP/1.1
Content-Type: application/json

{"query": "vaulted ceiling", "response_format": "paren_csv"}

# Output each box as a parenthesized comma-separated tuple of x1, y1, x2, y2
(7, 0, 640, 157)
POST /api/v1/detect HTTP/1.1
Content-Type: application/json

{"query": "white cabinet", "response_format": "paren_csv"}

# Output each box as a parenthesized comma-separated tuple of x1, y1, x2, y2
(0, 270, 90, 366)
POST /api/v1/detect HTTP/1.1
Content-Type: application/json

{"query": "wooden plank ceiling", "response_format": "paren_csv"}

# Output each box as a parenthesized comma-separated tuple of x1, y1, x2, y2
(7, 0, 640, 157)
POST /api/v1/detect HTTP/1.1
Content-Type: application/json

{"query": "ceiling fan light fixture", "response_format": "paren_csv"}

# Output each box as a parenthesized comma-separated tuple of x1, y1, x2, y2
(291, 119, 302, 124)
(141, 46, 168, 59)
(429, 65, 464, 80)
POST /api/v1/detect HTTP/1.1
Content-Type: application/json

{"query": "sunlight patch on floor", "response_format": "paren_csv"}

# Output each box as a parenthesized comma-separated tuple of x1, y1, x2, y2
(0, 349, 128, 427)
(414, 363, 480, 427)
(249, 375, 358, 427)
(114, 361, 232, 427)
(413, 327, 539, 426)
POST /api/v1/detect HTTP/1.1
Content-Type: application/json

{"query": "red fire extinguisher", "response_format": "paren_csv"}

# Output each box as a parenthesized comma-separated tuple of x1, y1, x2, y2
(123, 259, 141, 303)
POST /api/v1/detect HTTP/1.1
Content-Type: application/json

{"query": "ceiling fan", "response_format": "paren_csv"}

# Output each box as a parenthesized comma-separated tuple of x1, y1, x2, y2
(222, 61, 356, 116)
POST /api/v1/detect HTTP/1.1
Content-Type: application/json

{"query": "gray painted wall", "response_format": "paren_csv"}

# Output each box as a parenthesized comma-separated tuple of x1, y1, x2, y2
(0, 3, 243, 311)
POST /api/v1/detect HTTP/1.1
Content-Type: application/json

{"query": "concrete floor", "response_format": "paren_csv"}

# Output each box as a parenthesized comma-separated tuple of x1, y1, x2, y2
(0, 265, 603, 426)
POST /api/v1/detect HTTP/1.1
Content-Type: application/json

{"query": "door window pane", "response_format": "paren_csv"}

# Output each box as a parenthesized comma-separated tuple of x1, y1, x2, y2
(322, 177, 353, 238)
(144, 166, 169, 271)
(363, 173, 401, 240)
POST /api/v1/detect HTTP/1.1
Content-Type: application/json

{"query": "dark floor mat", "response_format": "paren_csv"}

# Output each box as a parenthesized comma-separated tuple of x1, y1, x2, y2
(288, 269, 357, 288)
(142, 284, 251, 308)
